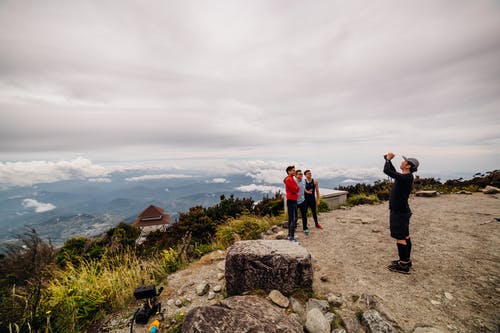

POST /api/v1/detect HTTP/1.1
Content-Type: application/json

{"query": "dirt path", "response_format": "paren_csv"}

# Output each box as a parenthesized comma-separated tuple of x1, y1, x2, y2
(106, 194, 499, 332)
(299, 193, 499, 332)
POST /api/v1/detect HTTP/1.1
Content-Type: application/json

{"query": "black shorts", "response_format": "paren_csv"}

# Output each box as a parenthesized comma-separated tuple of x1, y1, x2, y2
(390, 211, 411, 239)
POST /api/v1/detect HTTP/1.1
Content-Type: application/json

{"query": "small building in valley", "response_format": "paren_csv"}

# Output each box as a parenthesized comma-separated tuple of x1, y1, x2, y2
(133, 205, 171, 236)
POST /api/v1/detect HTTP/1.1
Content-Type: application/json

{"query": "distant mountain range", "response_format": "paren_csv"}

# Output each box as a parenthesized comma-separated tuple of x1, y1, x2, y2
(0, 170, 375, 247)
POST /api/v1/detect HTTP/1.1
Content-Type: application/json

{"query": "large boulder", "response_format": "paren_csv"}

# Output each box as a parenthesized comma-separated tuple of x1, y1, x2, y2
(483, 185, 500, 194)
(362, 309, 396, 333)
(415, 191, 438, 197)
(181, 295, 302, 333)
(225, 240, 313, 296)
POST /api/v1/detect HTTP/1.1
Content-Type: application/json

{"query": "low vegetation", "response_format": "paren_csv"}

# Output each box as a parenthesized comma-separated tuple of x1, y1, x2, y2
(0, 193, 285, 332)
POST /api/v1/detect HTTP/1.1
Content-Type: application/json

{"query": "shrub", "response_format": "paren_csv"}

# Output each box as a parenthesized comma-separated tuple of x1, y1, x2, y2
(317, 199, 331, 212)
(216, 215, 270, 248)
(254, 193, 284, 216)
(345, 194, 380, 207)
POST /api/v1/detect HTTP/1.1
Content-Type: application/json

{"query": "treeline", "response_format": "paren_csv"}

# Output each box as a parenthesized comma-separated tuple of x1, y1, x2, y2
(336, 170, 500, 206)
(0, 193, 285, 333)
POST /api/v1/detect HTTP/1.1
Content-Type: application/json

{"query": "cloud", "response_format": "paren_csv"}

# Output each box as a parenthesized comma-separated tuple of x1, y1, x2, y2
(207, 178, 229, 184)
(125, 174, 193, 182)
(88, 177, 111, 183)
(0, 1, 499, 173)
(0, 157, 108, 187)
(22, 198, 56, 213)
(235, 184, 283, 194)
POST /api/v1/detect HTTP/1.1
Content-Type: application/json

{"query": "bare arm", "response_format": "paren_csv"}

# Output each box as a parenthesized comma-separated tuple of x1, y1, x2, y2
(315, 179, 320, 205)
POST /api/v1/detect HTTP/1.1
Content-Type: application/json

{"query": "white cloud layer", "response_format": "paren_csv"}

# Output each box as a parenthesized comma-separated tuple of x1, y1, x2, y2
(22, 198, 56, 213)
(207, 178, 229, 184)
(235, 184, 283, 194)
(125, 174, 193, 182)
(88, 177, 112, 183)
(0, 157, 108, 186)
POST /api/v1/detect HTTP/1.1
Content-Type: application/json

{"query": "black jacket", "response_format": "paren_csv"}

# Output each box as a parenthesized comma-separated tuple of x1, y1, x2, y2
(383, 159, 413, 213)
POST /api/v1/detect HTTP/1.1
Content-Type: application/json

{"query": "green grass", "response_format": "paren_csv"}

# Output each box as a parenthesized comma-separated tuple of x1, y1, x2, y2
(344, 194, 380, 207)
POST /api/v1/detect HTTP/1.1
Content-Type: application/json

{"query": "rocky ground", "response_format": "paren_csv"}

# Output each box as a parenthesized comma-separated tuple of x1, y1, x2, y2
(102, 193, 499, 332)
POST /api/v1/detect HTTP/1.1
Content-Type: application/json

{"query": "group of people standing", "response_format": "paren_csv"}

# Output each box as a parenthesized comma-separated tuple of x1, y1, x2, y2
(284, 166, 323, 244)
(283, 152, 420, 275)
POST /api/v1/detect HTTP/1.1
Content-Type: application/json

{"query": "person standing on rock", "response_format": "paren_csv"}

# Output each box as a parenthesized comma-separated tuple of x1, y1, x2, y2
(304, 170, 323, 230)
(295, 170, 308, 235)
(284, 165, 300, 243)
(383, 152, 420, 274)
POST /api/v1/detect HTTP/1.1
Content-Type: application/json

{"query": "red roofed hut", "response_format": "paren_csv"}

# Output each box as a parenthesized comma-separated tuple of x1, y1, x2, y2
(133, 205, 170, 233)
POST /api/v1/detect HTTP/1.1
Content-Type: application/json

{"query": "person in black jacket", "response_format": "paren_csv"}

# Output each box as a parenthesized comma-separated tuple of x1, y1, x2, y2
(383, 152, 420, 274)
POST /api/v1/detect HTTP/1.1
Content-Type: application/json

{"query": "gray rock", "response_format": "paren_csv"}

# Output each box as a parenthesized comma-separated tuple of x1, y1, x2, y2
(332, 330, 347, 333)
(362, 309, 396, 333)
(415, 191, 438, 197)
(207, 291, 215, 300)
(175, 299, 183, 307)
(182, 295, 302, 333)
(412, 328, 445, 333)
(444, 292, 453, 300)
(213, 285, 222, 293)
(275, 231, 287, 240)
(305, 308, 330, 333)
(483, 185, 500, 194)
(328, 293, 344, 307)
(225, 240, 313, 296)
(340, 310, 361, 333)
(196, 282, 210, 296)
(271, 225, 280, 233)
(217, 272, 224, 280)
(167, 299, 174, 306)
(290, 297, 306, 323)
(325, 312, 337, 326)
(216, 261, 226, 271)
(268, 290, 289, 308)
(307, 298, 330, 314)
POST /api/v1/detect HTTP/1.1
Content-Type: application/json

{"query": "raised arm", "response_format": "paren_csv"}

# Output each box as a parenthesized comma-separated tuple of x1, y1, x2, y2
(314, 179, 320, 205)
(383, 153, 402, 179)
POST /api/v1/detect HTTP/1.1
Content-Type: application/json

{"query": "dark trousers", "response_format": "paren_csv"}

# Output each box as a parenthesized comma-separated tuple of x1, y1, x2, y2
(297, 201, 308, 230)
(287, 199, 298, 238)
(305, 197, 318, 226)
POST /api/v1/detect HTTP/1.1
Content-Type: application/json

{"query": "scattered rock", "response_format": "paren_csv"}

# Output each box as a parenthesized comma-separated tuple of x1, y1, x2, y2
(213, 285, 222, 293)
(416, 191, 439, 197)
(182, 295, 302, 332)
(307, 298, 330, 314)
(196, 282, 210, 296)
(266, 228, 275, 235)
(320, 275, 329, 282)
(371, 229, 381, 233)
(325, 312, 337, 325)
(362, 309, 397, 333)
(175, 299, 183, 307)
(361, 218, 376, 224)
(290, 297, 306, 323)
(305, 308, 330, 333)
(340, 310, 361, 333)
(455, 190, 472, 195)
(207, 291, 215, 300)
(444, 292, 453, 300)
(358, 294, 381, 311)
(332, 329, 347, 333)
(483, 185, 500, 194)
(282, 221, 289, 228)
(217, 273, 225, 280)
(216, 261, 226, 271)
(177, 288, 184, 296)
(328, 293, 344, 307)
(412, 327, 445, 333)
(167, 299, 174, 306)
(268, 290, 289, 308)
(225, 240, 313, 296)
(275, 231, 287, 240)
(430, 300, 441, 306)
(271, 225, 280, 233)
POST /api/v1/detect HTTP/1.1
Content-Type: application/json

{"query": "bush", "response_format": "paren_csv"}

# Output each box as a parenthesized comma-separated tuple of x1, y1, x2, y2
(216, 215, 270, 248)
(345, 194, 380, 207)
(317, 199, 331, 212)
(254, 193, 284, 216)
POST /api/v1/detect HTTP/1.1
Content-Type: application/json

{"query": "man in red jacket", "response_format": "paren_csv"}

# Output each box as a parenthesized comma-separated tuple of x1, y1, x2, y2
(284, 165, 300, 243)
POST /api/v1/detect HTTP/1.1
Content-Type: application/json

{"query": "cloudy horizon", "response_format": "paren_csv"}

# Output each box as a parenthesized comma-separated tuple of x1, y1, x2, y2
(1, 0, 499, 184)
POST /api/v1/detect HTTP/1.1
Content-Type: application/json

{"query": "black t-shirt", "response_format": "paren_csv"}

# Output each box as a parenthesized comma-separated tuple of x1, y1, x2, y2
(383, 160, 414, 213)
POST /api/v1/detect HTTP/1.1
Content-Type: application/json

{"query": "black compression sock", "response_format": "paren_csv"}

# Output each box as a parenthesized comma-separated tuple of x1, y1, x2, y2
(406, 238, 412, 260)
(397, 243, 409, 263)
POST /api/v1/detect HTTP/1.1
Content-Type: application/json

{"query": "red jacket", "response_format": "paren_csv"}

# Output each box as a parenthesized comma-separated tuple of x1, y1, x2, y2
(284, 176, 300, 200)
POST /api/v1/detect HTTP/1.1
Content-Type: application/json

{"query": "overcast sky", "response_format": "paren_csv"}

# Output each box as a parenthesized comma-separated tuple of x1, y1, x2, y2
(1, 0, 499, 185)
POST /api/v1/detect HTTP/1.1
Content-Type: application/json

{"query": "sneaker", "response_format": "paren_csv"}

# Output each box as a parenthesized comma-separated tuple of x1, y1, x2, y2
(304, 229, 310, 235)
(315, 224, 323, 229)
(289, 237, 299, 244)
(387, 262, 410, 274)
(391, 260, 412, 268)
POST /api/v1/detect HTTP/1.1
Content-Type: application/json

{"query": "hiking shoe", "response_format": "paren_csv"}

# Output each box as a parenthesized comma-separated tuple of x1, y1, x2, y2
(315, 224, 323, 229)
(387, 262, 410, 274)
(289, 237, 299, 244)
(304, 229, 310, 235)
(391, 260, 412, 268)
